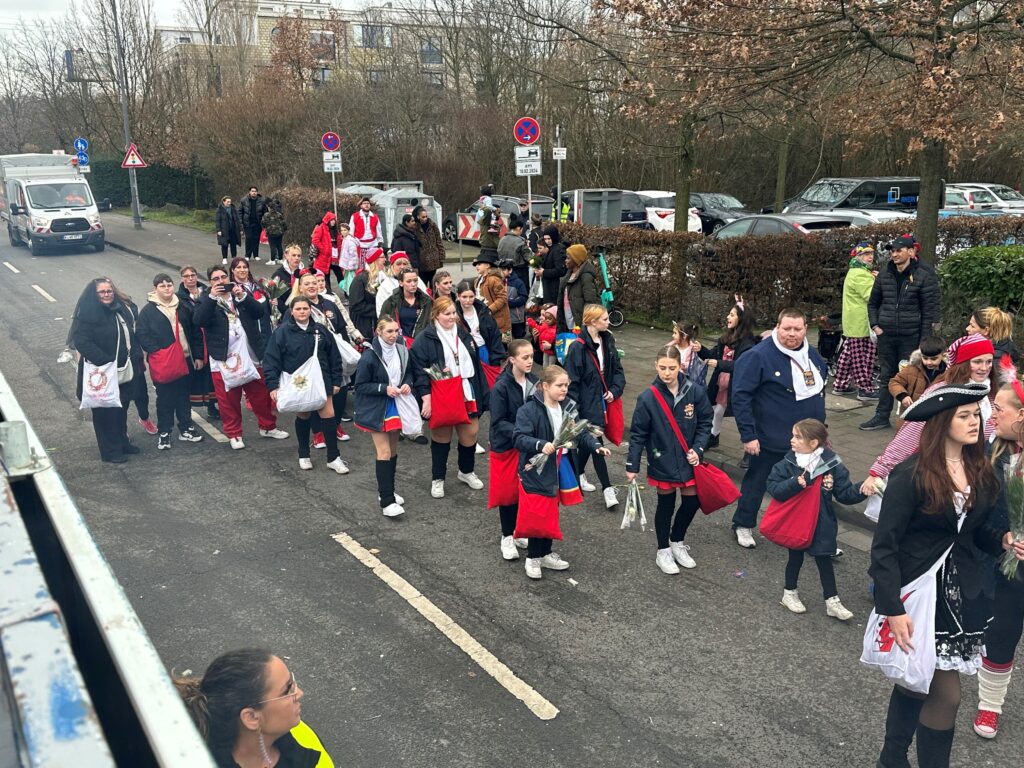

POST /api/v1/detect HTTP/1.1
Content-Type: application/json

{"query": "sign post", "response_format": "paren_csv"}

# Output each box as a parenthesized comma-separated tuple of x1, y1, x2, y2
(321, 132, 342, 219)
(555, 125, 563, 222)
(514, 117, 542, 220)
(74, 137, 90, 174)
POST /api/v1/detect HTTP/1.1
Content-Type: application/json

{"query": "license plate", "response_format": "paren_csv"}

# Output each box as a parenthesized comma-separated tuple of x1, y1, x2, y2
(62, 234, 84, 240)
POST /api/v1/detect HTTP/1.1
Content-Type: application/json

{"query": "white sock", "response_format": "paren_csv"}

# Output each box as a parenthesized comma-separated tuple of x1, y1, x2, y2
(978, 664, 1013, 714)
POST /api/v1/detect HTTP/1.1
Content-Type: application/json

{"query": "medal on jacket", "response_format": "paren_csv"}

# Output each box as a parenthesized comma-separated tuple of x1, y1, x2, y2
(802, 368, 815, 387)
(683, 403, 695, 419)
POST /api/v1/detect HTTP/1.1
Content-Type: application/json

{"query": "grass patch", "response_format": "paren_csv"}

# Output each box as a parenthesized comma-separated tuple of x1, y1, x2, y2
(112, 205, 215, 233)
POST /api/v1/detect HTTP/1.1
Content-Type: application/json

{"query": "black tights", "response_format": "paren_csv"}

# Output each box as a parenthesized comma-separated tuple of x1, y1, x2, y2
(654, 492, 700, 549)
(784, 549, 837, 599)
(325, 264, 344, 293)
(499, 505, 517, 537)
(575, 445, 611, 488)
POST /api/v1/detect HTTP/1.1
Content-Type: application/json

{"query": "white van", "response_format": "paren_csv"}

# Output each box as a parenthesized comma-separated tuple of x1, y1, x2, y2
(0, 154, 105, 254)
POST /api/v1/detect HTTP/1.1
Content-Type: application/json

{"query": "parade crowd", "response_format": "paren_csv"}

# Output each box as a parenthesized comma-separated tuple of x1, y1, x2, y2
(65, 187, 1024, 768)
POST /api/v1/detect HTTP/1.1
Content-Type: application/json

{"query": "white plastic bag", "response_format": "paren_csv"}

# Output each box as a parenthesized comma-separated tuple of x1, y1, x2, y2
(864, 494, 883, 523)
(333, 334, 362, 377)
(395, 392, 422, 435)
(275, 334, 327, 413)
(220, 323, 260, 391)
(80, 360, 121, 410)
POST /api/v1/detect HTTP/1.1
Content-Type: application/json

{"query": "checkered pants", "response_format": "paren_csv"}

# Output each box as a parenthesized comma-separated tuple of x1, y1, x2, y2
(832, 336, 876, 391)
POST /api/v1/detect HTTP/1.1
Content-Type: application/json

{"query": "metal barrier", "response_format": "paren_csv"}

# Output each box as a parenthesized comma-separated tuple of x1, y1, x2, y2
(0, 369, 215, 767)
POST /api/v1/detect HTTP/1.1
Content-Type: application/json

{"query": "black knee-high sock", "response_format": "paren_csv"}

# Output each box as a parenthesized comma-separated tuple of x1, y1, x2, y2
(457, 442, 475, 474)
(309, 413, 323, 433)
(431, 439, 449, 480)
(670, 494, 701, 542)
(654, 492, 676, 549)
(295, 417, 311, 459)
(499, 505, 517, 537)
(376, 459, 395, 507)
(321, 417, 339, 461)
(390, 455, 398, 493)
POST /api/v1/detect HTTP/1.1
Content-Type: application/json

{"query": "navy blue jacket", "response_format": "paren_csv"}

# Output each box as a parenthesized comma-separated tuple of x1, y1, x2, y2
(193, 290, 272, 362)
(489, 367, 538, 453)
(766, 449, 865, 556)
(353, 338, 415, 432)
(514, 393, 600, 497)
(457, 299, 507, 369)
(731, 338, 828, 453)
(262, 317, 343, 393)
(410, 323, 491, 414)
(564, 329, 625, 428)
(626, 376, 713, 484)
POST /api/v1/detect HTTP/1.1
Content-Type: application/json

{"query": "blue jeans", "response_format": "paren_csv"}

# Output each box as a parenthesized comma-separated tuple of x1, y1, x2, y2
(732, 448, 785, 529)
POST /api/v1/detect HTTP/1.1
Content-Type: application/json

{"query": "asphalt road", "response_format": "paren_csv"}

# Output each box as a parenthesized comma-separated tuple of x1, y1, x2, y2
(0, 238, 1019, 767)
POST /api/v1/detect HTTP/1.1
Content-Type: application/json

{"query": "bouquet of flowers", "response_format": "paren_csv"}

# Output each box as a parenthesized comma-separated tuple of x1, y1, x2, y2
(423, 363, 454, 381)
(258, 276, 292, 324)
(619, 478, 647, 532)
(1001, 454, 1024, 580)
(523, 403, 601, 473)
(528, 252, 543, 269)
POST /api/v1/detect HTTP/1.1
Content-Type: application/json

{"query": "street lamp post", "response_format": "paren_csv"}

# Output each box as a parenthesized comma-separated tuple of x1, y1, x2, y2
(110, 0, 142, 229)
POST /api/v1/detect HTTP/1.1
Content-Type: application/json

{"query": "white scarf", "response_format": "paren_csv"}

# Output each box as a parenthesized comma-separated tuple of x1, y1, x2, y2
(436, 323, 475, 401)
(794, 447, 824, 474)
(771, 330, 824, 401)
(380, 339, 401, 386)
(462, 308, 485, 346)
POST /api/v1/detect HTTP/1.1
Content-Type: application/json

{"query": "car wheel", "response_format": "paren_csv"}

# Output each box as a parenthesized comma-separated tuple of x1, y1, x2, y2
(711, 220, 725, 233)
(94, 239, 105, 252)
(28, 236, 44, 256)
(608, 308, 625, 328)
(443, 222, 458, 242)
(8, 223, 23, 247)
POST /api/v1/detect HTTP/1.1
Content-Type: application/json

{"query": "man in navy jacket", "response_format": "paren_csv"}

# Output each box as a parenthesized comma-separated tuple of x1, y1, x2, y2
(729, 309, 828, 548)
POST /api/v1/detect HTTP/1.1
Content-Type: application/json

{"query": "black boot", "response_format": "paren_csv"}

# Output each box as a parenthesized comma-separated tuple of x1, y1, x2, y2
(915, 725, 954, 768)
(876, 687, 924, 768)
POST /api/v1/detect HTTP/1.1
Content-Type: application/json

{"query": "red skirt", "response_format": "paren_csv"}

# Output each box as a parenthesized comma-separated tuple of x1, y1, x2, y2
(488, 449, 519, 508)
(648, 477, 696, 491)
(356, 399, 402, 433)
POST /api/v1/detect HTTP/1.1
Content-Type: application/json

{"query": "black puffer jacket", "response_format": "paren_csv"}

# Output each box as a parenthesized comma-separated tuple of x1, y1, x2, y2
(540, 225, 568, 303)
(555, 260, 600, 332)
(867, 257, 941, 339)
(390, 225, 421, 270)
(72, 299, 142, 400)
(262, 317, 343, 393)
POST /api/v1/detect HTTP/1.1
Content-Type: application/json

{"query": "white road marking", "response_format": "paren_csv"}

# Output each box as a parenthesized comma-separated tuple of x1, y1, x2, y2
(331, 531, 560, 721)
(191, 410, 228, 443)
(31, 284, 57, 302)
(3, 261, 20, 273)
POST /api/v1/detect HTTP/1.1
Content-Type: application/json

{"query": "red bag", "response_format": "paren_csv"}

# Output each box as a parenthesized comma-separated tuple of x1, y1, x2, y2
(482, 362, 502, 390)
(514, 483, 562, 540)
(759, 477, 823, 549)
(586, 349, 624, 446)
(148, 318, 190, 384)
(428, 376, 471, 429)
(488, 449, 519, 508)
(648, 386, 740, 515)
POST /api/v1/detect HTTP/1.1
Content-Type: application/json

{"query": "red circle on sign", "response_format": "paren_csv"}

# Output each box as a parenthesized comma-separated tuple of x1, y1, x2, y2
(321, 132, 341, 151)
(513, 117, 540, 146)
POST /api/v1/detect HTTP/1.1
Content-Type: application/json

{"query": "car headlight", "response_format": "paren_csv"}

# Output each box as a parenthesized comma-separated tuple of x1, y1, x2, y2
(31, 216, 49, 229)
(87, 213, 102, 225)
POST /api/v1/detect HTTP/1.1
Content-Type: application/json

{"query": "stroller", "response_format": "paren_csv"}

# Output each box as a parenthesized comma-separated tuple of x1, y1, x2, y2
(816, 311, 844, 377)
(596, 246, 624, 327)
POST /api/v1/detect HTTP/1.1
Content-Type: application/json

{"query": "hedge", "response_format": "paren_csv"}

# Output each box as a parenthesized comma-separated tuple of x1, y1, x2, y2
(88, 159, 216, 209)
(270, 187, 367, 248)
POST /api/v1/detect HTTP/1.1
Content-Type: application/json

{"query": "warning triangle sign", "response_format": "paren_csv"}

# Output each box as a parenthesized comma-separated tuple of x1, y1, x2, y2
(121, 143, 147, 169)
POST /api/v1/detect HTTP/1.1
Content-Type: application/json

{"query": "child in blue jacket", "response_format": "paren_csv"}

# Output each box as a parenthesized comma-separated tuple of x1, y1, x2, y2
(765, 418, 867, 620)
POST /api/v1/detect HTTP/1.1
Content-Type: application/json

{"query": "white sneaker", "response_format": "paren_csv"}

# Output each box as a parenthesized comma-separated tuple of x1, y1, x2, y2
(603, 487, 619, 508)
(500, 536, 519, 561)
(379, 493, 405, 505)
(431, 480, 445, 498)
(475, 443, 486, 454)
(298, 457, 313, 470)
(525, 558, 542, 579)
(514, 537, 528, 549)
(457, 471, 484, 489)
(229, 437, 245, 450)
(540, 553, 569, 570)
(735, 527, 757, 549)
(579, 473, 597, 492)
(825, 596, 854, 621)
(670, 541, 696, 569)
(382, 503, 405, 518)
(260, 427, 289, 439)
(326, 457, 350, 474)
(781, 589, 807, 614)
(656, 548, 680, 574)
(221, 257, 228, 265)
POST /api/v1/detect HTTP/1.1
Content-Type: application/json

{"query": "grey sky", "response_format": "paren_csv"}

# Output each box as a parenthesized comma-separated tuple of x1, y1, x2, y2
(0, 0, 186, 31)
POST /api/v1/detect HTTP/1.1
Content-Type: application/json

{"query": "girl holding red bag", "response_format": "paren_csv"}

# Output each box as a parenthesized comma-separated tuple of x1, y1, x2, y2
(410, 297, 491, 499)
(626, 345, 713, 574)
(565, 304, 625, 509)
(488, 339, 536, 561)
(764, 419, 867, 619)
(513, 365, 610, 580)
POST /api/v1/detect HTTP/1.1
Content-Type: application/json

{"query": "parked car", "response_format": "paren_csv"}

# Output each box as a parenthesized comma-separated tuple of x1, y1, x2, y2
(705, 212, 876, 242)
(635, 190, 702, 232)
(782, 177, 923, 213)
(944, 184, 998, 210)
(442, 194, 554, 242)
(619, 190, 651, 227)
(689, 192, 755, 234)
(947, 182, 1024, 211)
(813, 207, 914, 223)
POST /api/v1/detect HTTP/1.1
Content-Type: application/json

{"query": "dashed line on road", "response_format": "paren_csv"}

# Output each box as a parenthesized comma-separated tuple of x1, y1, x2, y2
(3, 261, 20, 273)
(31, 284, 57, 303)
(191, 410, 228, 443)
(330, 531, 560, 721)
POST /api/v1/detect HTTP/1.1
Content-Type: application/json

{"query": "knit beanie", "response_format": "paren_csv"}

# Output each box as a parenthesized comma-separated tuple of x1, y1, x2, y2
(947, 334, 995, 366)
(566, 244, 588, 267)
(365, 247, 384, 265)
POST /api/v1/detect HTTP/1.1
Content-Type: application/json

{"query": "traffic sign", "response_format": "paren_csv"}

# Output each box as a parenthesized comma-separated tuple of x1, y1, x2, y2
(73, 137, 89, 153)
(515, 159, 542, 177)
(321, 132, 341, 152)
(514, 116, 540, 146)
(515, 146, 540, 160)
(76, 151, 90, 166)
(121, 143, 147, 169)
(323, 151, 342, 173)
(552, 147, 567, 161)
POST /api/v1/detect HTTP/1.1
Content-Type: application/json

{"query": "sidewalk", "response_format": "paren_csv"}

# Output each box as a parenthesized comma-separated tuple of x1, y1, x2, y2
(104, 214, 893, 535)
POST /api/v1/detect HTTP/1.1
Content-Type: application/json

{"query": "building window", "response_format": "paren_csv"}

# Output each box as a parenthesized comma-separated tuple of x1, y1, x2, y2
(309, 30, 336, 61)
(354, 24, 391, 49)
(423, 71, 443, 88)
(177, 35, 193, 44)
(314, 68, 332, 86)
(421, 37, 442, 65)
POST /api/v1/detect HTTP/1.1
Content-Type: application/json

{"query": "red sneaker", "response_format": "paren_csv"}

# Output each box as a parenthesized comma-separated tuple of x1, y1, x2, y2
(312, 432, 326, 449)
(138, 418, 158, 435)
(974, 709, 999, 739)
(336, 425, 350, 442)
